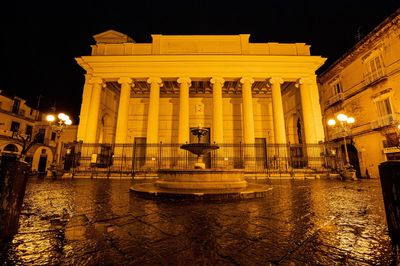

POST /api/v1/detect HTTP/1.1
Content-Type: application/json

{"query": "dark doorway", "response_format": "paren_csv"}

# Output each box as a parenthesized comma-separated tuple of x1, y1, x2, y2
(134, 137, 147, 168)
(38, 156, 47, 176)
(255, 138, 267, 169)
(342, 144, 361, 178)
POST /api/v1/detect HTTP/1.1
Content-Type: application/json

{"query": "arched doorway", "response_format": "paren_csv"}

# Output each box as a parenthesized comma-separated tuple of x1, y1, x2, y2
(341, 144, 361, 178)
(31, 147, 53, 177)
(1, 143, 20, 161)
(3, 144, 19, 153)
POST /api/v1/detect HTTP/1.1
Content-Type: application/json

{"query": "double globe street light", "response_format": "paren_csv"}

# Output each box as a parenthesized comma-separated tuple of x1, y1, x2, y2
(327, 113, 355, 168)
(46, 113, 72, 173)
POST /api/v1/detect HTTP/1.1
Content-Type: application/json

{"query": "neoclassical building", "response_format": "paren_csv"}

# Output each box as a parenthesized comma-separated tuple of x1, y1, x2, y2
(74, 30, 327, 173)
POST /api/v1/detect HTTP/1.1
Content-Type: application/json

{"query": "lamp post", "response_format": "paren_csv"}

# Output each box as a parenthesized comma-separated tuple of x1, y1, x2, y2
(327, 113, 355, 168)
(46, 113, 72, 166)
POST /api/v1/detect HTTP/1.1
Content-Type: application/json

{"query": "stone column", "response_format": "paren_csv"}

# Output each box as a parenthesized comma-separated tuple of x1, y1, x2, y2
(240, 77, 255, 144)
(77, 74, 92, 141)
(240, 77, 255, 169)
(269, 77, 287, 144)
(178, 77, 191, 144)
(145, 77, 162, 170)
(85, 77, 103, 143)
(115, 77, 133, 144)
(309, 76, 325, 143)
(298, 77, 320, 168)
(297, 78, 317, 144)
(269, 77, 287, 169)
(146, 77, 162, 144)
(211, 77, 225, 144)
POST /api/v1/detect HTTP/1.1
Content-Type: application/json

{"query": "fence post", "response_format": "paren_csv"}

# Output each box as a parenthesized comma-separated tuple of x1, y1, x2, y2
(158, 141, 162, 169)
(132, 141, 136, 178)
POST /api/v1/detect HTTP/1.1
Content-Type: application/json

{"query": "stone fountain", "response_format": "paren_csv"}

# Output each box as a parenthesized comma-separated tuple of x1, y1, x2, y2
(180, 127, 219, 169)
(130, 126, 271, 200)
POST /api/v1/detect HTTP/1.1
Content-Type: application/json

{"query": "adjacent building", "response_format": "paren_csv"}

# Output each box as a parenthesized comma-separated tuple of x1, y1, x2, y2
(318, 9, 400, 178)
(0, 90, 77, 174)
(74, 31, 329, 174)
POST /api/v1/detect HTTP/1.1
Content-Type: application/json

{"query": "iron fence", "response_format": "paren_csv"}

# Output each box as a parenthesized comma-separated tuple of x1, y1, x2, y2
(60, 142, 341, 176)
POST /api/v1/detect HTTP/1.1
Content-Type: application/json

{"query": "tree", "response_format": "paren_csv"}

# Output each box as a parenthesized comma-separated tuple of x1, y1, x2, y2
(12, 130, 44, 161)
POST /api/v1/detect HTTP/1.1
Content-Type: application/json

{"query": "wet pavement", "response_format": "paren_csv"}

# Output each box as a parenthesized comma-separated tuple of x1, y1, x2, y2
(1, 178, 397, 265)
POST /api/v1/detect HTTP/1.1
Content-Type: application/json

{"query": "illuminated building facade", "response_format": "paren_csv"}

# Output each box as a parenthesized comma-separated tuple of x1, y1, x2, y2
(0, 92, 49, 172)
(319, 9, 400, 178)
(0, 91, 77, 174)
(74, 30, 328, 174)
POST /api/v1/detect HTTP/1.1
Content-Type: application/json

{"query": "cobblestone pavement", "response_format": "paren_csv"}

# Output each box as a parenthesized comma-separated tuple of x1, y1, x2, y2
(1, 178, 397, 265)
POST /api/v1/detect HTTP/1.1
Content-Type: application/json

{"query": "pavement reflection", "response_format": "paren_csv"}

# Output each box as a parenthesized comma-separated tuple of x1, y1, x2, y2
(2, 178, 396, 265)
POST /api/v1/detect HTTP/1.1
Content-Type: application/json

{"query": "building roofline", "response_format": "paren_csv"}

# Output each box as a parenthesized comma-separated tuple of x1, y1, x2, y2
(318, 8, 400, 80)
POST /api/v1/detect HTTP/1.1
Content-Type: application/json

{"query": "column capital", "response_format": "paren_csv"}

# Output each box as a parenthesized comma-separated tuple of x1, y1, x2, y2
(84, 74, 93, 81)
(240, 77, 254, 85)
(296, 77, 312, 87)
(118, 77, 133, 85)
(89, 77, 103, 85)
(147, 77, 163, 86)
(268, 77, 284, 85)
(210, 77, 225, 86)
(177, 77, 192, 86)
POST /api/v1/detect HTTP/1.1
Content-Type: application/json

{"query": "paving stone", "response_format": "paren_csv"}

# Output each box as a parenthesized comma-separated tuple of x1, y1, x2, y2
(2, 178, 397, 265)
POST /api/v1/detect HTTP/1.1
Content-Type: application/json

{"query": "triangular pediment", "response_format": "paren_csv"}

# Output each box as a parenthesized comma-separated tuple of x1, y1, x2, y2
(93, 30, 134, 44)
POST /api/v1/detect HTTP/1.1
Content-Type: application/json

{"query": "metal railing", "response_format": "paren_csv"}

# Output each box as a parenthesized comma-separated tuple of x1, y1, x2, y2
(60, 142, 341, 176)
(370, 114, 397, 130)
(326, 92, 344, 106)
(364, 69, 386, 86)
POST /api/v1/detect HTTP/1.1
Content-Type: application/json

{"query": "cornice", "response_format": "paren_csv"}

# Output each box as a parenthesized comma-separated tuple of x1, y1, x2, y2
(319, 9, 400, 83)
(75, 55, 326, 80)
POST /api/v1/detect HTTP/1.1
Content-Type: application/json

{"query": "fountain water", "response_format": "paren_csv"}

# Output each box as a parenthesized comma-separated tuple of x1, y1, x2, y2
(130, 126, 271, 200)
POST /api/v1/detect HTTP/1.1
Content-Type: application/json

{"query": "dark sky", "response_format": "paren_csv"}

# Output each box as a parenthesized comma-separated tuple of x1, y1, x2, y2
(0, 1, 398, 123)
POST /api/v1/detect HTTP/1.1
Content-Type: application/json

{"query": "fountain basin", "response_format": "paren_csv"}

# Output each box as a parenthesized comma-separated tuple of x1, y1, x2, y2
(130, 169, 272, 200)
(180, 143, 219, 156)
(155, 169, 247, 190)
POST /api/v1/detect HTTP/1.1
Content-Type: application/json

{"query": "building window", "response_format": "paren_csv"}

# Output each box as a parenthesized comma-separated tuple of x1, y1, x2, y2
(25, 125, 33, 138)
(37, 128, 45, 143)
(12, 99, 20, 114)
(373, 97, 394, 127)
(332, 80, 342, 95)
(10, 121, 20, 133)
(51, 132, 56, 141)
(376, 98, 393, 118)
(364, 55, 385, 84)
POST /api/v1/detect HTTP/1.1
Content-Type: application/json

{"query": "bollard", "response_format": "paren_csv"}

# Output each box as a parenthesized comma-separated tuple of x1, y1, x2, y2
(378, 160, 400, 243)
(0, 157, 29, 241)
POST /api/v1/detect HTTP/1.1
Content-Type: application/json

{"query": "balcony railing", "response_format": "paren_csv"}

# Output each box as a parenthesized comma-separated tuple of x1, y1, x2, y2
(370, 114, 397, 130)
(0, 130, 14, 138)
(364, 69, 386, 86)
(326, 93, 344, 106)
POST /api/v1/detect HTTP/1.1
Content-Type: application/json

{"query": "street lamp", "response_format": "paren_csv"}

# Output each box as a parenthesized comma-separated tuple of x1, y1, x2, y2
(46, 112, 72, 166)
(327, 113, 355, 168)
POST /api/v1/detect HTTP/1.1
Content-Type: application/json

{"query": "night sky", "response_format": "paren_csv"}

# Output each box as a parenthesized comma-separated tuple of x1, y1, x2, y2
(0, 1, 398, 123)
